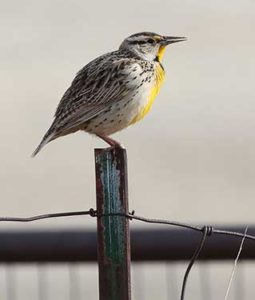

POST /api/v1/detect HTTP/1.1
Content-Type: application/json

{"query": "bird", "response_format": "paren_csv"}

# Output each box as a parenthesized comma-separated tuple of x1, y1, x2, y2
(32, 32, 186, 156)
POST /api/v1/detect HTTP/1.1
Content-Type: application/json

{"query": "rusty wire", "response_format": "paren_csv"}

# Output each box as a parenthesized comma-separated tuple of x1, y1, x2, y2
(0, 208, 252, 300)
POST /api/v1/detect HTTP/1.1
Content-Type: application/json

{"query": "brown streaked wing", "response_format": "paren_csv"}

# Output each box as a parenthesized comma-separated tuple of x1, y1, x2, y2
(52, 54, 134, 134)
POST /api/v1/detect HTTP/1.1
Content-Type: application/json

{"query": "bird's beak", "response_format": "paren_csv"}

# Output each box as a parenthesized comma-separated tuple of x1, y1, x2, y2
(160, 36, 187, 45)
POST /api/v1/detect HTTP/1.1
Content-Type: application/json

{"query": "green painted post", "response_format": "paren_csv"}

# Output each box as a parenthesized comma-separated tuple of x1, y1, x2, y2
(94, 147, 131, 300)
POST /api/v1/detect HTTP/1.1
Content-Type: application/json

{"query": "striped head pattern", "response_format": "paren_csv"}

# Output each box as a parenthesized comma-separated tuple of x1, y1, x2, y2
(119, 32, 186, 62)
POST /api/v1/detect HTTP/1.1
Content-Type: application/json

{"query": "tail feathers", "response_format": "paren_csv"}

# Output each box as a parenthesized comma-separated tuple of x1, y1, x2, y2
(31, 131, 55, 157)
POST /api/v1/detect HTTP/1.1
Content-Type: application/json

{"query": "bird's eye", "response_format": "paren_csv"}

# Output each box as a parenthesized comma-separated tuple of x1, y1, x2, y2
(147, 38, 155, 44)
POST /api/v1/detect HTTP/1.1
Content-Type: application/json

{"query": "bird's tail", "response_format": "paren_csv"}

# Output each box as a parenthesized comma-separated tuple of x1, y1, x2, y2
(31, 130, 55, 157)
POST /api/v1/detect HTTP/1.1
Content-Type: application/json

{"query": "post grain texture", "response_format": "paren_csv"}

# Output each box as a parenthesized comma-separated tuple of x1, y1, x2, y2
(95, 147, 131, 300)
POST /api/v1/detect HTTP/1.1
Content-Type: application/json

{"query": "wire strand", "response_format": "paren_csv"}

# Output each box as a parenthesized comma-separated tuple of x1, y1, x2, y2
(0, 209, 254, 242)
(0, 210, 93, 222)
(224, 226, 248, 300)
(180, 226, 209, 300)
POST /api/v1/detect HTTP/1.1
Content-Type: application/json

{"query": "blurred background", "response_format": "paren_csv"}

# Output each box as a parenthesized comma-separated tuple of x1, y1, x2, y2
(0, 0, 255, 299)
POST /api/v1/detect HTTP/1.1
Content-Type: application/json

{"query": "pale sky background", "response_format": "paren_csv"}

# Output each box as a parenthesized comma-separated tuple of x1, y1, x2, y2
(0, 0, 255, 231)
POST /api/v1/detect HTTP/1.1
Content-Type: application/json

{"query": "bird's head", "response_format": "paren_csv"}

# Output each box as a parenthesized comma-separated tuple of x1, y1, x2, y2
(119, 32, 186, 62)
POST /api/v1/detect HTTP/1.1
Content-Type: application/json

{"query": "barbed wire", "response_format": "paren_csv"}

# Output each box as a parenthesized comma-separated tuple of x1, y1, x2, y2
(0, 208, 251, 300)
(1, 209, 253, 241)
(98, 211, 255, 241)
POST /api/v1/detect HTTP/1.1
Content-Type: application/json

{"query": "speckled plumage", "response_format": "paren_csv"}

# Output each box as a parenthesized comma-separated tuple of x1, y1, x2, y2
(32, 32, 186, 156)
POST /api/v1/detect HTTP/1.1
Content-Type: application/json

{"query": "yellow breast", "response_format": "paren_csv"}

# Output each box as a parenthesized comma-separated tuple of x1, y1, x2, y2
(130, 64, 165, 125)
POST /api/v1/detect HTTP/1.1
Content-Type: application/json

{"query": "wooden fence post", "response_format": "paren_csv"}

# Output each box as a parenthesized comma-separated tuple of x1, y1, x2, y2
(94, 147, 131, 300)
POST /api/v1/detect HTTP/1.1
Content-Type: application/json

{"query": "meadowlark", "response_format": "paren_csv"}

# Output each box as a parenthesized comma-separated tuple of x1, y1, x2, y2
(32, 32, 186, 156)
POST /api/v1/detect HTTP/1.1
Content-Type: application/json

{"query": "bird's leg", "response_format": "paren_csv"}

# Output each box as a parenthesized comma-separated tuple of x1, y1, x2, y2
(96, 134, 123, 148)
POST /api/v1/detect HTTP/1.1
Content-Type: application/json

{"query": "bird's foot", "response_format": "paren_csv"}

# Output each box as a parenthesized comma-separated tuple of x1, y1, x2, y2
(96, 134, 124, 148)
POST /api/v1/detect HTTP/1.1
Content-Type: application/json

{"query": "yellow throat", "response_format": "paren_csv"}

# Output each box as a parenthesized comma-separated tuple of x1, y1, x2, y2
(131, 46, 166, 124)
